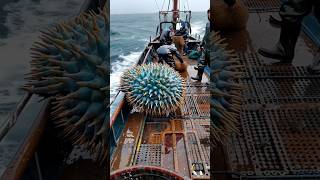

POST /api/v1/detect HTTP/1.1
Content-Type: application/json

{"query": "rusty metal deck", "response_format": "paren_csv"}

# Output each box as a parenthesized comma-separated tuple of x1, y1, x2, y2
(217, 5, 320, 178)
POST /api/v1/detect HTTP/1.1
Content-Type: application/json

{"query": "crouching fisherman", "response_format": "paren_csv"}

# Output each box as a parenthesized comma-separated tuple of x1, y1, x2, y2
(157, 40, 184, 69)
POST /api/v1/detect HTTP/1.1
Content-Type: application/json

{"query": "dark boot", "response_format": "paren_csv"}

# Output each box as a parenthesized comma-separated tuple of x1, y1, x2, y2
(191, 68, 204, 82)
(258, 20, 301, 63)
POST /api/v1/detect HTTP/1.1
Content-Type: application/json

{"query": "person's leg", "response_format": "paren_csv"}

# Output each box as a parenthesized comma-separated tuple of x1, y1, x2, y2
(164, 55, 176, 69)
(258, 0, 312, 63)
(191, 52, 208, 82)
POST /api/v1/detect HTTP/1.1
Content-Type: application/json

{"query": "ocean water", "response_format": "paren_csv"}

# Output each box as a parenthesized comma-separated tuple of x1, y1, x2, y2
(110, 12, 207, 100)
(0, 0, 85, 125)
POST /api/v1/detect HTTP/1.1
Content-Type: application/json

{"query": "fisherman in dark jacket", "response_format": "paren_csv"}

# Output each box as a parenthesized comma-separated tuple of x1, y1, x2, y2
(157, 39, 184, 69)
(175, 20, 189, 39)
(258, 0, 320, 64)
(159, 26, 174, 45)
(192, 9, 211, 82)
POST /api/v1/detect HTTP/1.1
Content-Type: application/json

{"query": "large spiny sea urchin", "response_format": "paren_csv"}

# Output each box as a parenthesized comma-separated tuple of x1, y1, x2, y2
(120, 63, 186, 116)
(23, 7, 109, 161)
(209, 32, 243, 145)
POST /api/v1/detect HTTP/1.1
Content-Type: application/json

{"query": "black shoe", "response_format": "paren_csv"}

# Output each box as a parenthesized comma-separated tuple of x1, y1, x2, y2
(269, 15, 282, 28)
(191, 76, 202, 81)
(258, 20, 301, 64)
(258, 45, 293, 63)
(191, 69, 204, 82)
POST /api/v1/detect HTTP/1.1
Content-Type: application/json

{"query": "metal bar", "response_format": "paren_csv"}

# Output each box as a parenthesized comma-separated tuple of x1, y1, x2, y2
(142, 46, 153, 64)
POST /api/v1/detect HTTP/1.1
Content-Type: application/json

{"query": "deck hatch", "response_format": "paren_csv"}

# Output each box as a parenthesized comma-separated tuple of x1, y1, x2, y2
(134, 144, 162, 166)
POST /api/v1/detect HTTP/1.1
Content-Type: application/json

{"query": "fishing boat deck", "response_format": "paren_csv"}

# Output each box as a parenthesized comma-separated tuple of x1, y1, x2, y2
(111, 56, 211, 179)
(213, 1, 320, 179)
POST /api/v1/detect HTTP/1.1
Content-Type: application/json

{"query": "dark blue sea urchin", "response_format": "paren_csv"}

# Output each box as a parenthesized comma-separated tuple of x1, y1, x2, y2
(120, 63, 186, 116)
(23, 7, 109, 161)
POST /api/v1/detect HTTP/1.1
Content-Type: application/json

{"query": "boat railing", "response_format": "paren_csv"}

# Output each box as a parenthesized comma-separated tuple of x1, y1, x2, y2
(110, 45, 154, 126)
(109, 44, 155, 153)
(0, 93, 31, 141)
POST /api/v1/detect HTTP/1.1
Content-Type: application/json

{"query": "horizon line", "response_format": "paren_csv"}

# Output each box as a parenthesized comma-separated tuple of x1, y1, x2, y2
(111, 10, 206, 15)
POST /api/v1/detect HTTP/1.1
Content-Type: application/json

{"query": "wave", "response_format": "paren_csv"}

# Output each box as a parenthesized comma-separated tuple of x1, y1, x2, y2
(3, 0, 83, 36)
(110, 51, 142, 100)
(111, 31, 121, 36)
(191, 20, 206, 38)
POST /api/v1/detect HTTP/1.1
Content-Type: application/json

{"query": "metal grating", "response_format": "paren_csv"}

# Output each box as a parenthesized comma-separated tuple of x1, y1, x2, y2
(193, 119, 210, 166)
(266, 107, 320, 175)
(257, 78, 320, 104)
(186, 132, 209, 177)
(241, 0, 282, 13)
(228, 110, 290, 176)
(183, 94, 210, 118)
(238, 51, 263, 67)
(135, 144, 162, 166)
(185, 83, 210, 94)
(239, 79, 260, 104)
(228, 106, 320, 176)
(252, 66, 320, 79)
(219, 9, 320, 178)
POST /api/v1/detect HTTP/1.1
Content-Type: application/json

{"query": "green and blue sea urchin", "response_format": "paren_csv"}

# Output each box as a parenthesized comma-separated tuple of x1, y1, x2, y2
(22, 7, 109, 161)
(209, 32, 244, 145)
(120, 63, 186, 116)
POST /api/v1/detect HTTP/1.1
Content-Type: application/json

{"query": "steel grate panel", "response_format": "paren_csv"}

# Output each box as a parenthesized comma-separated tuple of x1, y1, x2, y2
(186, 132, 210, 177)
(252, 66, 320, 78)
(239, 79, 260, 104)
(183, 94, 210, 118)
(241, 0, 282, 13)
(193, 119, 210, 166)
(222, 14, 320, 178)
(228, 110, 290, 176)
(185, 84, 210, 94)
(257, 78, 320, 103)
(228, 106, 320, 176)
(238, 51, 264, 67)
(266, 107, 320, 174)
(135, 144, 162, 166)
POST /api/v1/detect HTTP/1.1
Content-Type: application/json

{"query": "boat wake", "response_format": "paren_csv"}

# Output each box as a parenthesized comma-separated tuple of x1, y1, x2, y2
(110, 52, 141, 100)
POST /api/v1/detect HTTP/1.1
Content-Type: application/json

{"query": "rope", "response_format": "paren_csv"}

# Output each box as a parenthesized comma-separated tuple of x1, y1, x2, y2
(161, 0, 166, 11)
(154, 0, 160, 11)
(167, 0, 171, 11)
(186, 0, 190, 10)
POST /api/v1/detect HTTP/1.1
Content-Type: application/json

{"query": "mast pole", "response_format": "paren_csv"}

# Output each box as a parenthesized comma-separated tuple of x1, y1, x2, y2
(172, 0, 179, 23)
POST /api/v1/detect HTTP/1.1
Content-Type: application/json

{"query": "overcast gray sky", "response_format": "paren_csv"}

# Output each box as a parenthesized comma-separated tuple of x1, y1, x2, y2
(111, 0, 210, 14)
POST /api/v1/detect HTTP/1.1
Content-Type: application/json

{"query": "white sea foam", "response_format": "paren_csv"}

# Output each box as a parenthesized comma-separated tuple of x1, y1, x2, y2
(191, 20, 206, 38)
(3, 0, 83, 36)
(110, 51, 142, 101)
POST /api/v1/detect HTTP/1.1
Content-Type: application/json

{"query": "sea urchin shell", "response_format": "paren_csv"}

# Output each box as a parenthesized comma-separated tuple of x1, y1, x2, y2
(121, 63, 186, 116)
